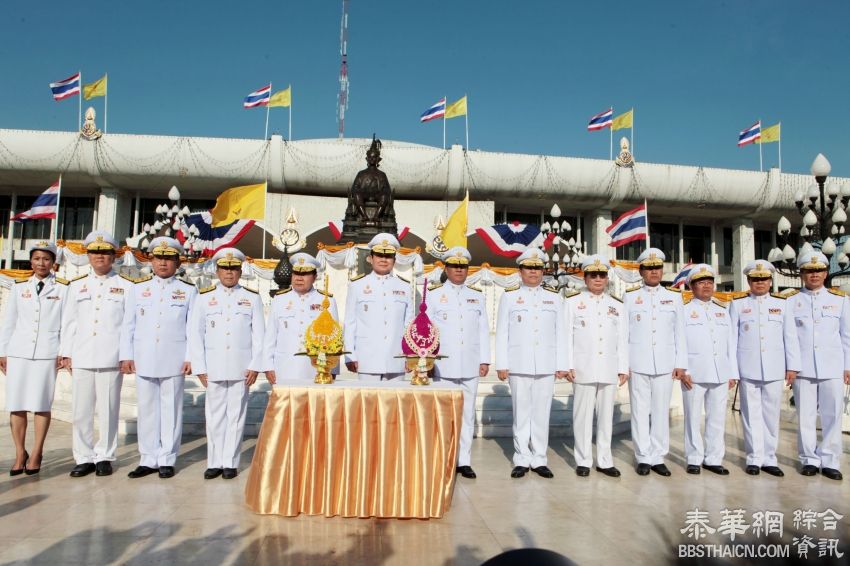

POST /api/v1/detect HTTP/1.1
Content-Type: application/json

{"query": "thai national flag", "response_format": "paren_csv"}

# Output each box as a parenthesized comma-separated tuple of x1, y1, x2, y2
(49, 73, 81, 101)
(420, 98, 446, 122)
(588, 108, 613, 131)
(737, 121, 761, 147)
(243, 84, 271, 109)
(606, 204, 647, 247)
(671, 262, 695, 288)
(177, 212, 255, 256)
(12, 180, 60, 222)
(475, 222, 554, 257)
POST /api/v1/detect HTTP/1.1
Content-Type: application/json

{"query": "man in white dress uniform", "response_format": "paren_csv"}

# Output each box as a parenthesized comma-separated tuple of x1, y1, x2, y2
(496, 248, 569, 479)
(189, 248, 264, 480)
(729, 260, 800, 477)
(623, 248, 687, 477)
(426, 246, 490, 479)
(344, 233, 413, 381)
(120, 237, 197, 479)
(789, 250, 850, 481)
(265, 253, 339, 383)
(680, 264, 736, 476)
(565, 255, 628, 478)
(60, 231, 133, 478)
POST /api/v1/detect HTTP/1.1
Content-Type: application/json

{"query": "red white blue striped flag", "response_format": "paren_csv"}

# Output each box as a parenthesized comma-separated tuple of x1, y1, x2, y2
(420, 98, 447, 122)
(587, 108, 613, 131)
(49, 73, 81, 101)
(12, 179, 60, 221)
(243, 84, 271, 109)
(605, 204, 647, 247)
(737, 121, 761, 147)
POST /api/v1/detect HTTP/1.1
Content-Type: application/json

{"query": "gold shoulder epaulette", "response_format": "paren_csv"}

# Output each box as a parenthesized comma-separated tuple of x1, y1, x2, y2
(55, 277, 69, 285)
(667, 286, 682, 293)
(119, 273, 136, 283)
(543, 285, 559, 293)
(135, 274, 153, 284)
(712, 298, 728, 308)
(71, 274, 88, 283)
(275, 287, 292, 296)
(317, 289, 333, 297)
(733, 294, 748, 300)
(199, 284, 216, 295)
(177, 277, 194, 286)
(682, 295, 692, 305)
(243, 286, 258, 294)
(626, 284, 640, 293)
(396, 274, 410, 284)
(611, 294, 623, 303)
(504, 285, 520, 292)
(784, 289, 800, 298)
(769, 292, 786, 300)
(564, 289, 580, 299)
(466, 284, 482, 293)
(428, 282, 443, 291)
(349, 273, 366, 282)
(14, 278, 28, 284)
(828, 288, 846, 298)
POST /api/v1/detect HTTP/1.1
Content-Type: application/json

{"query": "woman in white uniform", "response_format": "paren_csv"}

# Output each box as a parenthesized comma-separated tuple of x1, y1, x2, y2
(0, 241, 68, 475)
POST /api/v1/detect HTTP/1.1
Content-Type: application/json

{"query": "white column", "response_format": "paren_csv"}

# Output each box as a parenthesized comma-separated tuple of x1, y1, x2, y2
(678, 219, 685, 269)
(588, 210, 612, 258)
(96, 188, 132, 239)
(4, 193, 16, 269)
(710, 222, 719, 270)
(732, 219, 755, 289)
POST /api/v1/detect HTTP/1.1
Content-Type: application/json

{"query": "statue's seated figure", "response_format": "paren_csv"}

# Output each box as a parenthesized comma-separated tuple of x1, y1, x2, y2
(345, 137, 396, 225)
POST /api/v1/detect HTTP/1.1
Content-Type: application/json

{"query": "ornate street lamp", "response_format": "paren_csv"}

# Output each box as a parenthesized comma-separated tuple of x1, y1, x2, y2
(769, 154, 850, 286)
(541, 204, 584, 289)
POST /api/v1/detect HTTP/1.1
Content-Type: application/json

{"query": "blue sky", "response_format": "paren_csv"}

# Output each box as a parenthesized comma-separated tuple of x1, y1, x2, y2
(2, 0, 849, 176)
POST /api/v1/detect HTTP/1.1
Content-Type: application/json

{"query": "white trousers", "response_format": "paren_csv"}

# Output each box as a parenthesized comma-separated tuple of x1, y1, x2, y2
(136, 374, 184, 468)
(572, 382, 616, 468)
(509, 374, 554, 468)
(739, 379, 783, 467)
(682, 382, 728, 466)
(629, 372, 673, 465)
(72, 367, 123, 464)
(793, 377, 845, 470)
(205, 380, 249, 469)
(434, 376, 478, 467)
(358, 372, 404, 382)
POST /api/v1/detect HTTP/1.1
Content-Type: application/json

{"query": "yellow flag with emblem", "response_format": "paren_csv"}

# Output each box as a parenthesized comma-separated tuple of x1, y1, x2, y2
(83, 75, 107, 100)
(445, 95, 467, 119)
(755, 123, 780, 144)
(269, 86, 291, 108)
(439, 191, 469, 249)
(611, 109, 633, 131)
(209, 182, 266, 227)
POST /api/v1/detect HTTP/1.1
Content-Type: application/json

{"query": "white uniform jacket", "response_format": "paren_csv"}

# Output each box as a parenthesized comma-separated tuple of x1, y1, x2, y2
(426, 282, 491, 379)
(60, 271, 133, 369)
(683, 298, 735, 384)
(119, 275, 197, 378)
(623, 285, 688, 374)
(343, 272, 413, 374)
(188, 284, 265, 381)
(495, 284, 568, 375)
(264, 287, 339, 379)
(791, 288, 850, 380)
(565, 290, 628, 384)
(0, 274, 68, 360)
(728, 293, 801, 382)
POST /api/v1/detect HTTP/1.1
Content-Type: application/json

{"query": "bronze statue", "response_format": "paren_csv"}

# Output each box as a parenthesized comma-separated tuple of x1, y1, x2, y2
(341, 135, 398, 243)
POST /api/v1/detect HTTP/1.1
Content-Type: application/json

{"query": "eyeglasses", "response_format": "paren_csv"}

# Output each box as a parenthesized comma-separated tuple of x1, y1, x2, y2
(586, 272, 608, 279)
(747, 277, 772, 282)
(520, 266, 543, 271)
(372, 252, 396, 259)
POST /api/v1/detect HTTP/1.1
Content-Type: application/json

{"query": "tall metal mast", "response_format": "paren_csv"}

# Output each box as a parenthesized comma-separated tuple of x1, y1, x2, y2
(337, 0, 350, 139)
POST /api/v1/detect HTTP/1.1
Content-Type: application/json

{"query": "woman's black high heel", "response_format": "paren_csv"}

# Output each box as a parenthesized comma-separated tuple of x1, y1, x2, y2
(9, 450, 28, 476)
(25, 453, 41, 476)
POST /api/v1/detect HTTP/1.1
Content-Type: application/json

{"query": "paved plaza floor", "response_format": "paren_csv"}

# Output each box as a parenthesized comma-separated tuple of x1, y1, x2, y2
(0, 414, 847, 565)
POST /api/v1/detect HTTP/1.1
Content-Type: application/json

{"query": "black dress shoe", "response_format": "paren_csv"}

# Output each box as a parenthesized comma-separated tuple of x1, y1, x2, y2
(821, 468, 843, 481)
(221, 468, 238, 480)
(651, 464, 671, 477)
(596, 466, 621, 478)
(70, 463, 97, 478)
(158, 466, 175, 479)
(204, 468, 223, 480)
(95, 461, 113, 476)
(636, 463, 651, 476)
(800, 465, 819, 476)
(510, 466, 529, 478)
(760, 466, 783, 477)
(702, 464, 729, 476)
(576, 466, 590, 477)
(745, 465, 760, 475)
(10, 451, 29, 477)
(128, 465, 158, 479)
(687, 465, 701, 475)
(456, 466, 477, 479)
(531, 466, 554, 479)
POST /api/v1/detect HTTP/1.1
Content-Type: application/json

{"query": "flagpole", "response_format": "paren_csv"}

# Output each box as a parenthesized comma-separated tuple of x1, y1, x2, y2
(53, 175, 63, 241)
(104, 73, 108, 133)
(464, 95, 469, 149)
(442, 95, 446, 150)
(777, 122, 782, 171)
(288, 85, 292, 141)
(78, 71, 82, 132)
(264, 83, 271, 141)
(758, 118, 763, 172)
(643, 198, 650, 250)
(609, 106, 613, 160)
(631, 108, 635, 157)
(261, 180, 268, 259)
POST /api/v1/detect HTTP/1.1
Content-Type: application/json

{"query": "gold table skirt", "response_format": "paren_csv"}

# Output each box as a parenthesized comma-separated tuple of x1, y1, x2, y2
(244, 382, 464, 518)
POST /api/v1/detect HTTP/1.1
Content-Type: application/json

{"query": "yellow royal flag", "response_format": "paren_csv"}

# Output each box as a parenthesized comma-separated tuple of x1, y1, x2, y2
(445, 95, 467, 119)
(269, 86, 291, 108)
(440, 191, 469, 249)
(83, 75, 107, 100)
(756, 123, 780, 144)
(611, 109, 633, 131)
(209, 182, 266, 227)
